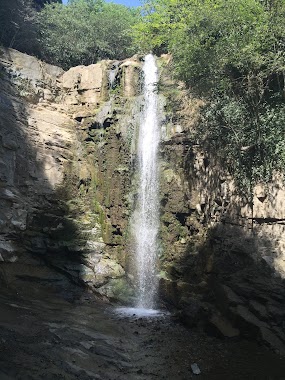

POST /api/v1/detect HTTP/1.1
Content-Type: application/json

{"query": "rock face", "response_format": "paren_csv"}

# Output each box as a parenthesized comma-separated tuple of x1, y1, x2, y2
(157, 63, 285, 355)
(0, 48, 284, 354)
(0, 47, 141, 300)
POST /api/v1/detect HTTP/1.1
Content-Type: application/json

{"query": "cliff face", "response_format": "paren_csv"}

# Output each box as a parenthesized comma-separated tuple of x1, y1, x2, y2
(158, 68, 285, 354)
(0, 48, 284, 353)
(0, 48, 140, 298)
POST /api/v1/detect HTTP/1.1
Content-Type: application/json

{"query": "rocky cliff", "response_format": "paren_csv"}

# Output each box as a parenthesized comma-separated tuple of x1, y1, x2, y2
(158, 65, 285, 355)
(0, 48, 284, 354)
(0, 48, 138, 299)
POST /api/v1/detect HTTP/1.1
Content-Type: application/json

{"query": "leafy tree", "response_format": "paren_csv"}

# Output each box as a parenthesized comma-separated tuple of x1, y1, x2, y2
(134, 0, 285, 191)
(38, 0, 140, 69)
(0, 0, 61, 54)
(33, 0, 62, 10)
(0, 0, 39, 54)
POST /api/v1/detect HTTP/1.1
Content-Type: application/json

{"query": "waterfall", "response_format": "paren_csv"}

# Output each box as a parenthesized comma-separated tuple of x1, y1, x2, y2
(135, 54, 160, 310)
(108, 61, 119, 89)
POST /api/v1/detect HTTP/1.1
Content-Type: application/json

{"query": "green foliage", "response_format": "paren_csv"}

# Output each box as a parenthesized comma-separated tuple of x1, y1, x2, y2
(0, 0, 39, 54)
(0, 0, 61, 54)
(134, 0, 285, 192)
(199, 96, 285, 190)
(38, 0, 140, 69)
(134, 0, 285, 89)
(0, 0, 139, 69)
(34, 0, 62, 8)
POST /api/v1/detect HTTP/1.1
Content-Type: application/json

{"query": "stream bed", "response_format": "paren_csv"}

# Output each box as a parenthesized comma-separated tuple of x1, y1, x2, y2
(0, 284, 284, 380)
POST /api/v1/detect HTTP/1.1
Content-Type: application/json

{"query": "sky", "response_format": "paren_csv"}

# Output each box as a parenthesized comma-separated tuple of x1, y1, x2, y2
(62, 0, 142, 6)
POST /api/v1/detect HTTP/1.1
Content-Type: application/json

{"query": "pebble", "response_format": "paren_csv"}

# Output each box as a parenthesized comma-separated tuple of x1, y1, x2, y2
(191, 363, 201, 375)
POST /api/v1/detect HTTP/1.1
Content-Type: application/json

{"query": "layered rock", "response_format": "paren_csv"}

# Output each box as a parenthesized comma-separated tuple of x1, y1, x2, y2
(157, 64, 285, 355)
(0, 47, 284, 354)
(0, 48, 141, 299)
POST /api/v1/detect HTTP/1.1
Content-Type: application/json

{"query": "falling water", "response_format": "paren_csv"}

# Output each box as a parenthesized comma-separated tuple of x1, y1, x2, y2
(108, 61, 119, 89)
(135, 54, 160, 310)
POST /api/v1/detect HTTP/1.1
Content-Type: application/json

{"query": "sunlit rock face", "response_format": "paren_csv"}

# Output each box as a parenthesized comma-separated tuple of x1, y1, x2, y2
(0, 47, 284, 354)
(0, 48, 143, 299)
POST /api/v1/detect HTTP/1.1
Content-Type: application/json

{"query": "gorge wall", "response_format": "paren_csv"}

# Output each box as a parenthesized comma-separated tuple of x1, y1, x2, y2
(158, 68, 285, 355)
(0, 48, 284, 354)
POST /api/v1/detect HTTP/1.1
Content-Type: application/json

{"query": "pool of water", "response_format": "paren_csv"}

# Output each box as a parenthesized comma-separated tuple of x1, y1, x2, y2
(114, 306, 168, 318)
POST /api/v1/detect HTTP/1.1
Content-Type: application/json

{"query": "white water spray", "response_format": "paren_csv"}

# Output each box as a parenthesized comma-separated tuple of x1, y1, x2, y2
(108, 61, 119, 89)
(134, 54, 160, 309)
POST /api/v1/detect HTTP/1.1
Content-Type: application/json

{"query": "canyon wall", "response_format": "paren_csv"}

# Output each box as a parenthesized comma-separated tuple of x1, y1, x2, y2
(0, 48, 284, 354)
(158, 65, 285, 354)
(0, 48, 139, 299)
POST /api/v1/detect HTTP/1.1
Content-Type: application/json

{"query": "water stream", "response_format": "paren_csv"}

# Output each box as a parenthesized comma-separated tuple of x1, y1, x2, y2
(134, 54, 160, 310)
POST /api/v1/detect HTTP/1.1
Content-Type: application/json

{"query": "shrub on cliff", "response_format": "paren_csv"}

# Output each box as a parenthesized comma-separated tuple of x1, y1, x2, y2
(38, 0, 140, 69)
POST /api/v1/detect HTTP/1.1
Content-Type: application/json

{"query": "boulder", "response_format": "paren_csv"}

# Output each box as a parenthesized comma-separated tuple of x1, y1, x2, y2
(179, 297, 206, 327)
(259, 327, 285, 355)
(206, 313, 240, 338)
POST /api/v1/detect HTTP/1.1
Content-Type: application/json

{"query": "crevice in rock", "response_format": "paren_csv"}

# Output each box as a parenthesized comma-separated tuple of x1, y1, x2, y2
(175, 212, 188, 226)
(251, 217, 285, 224)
